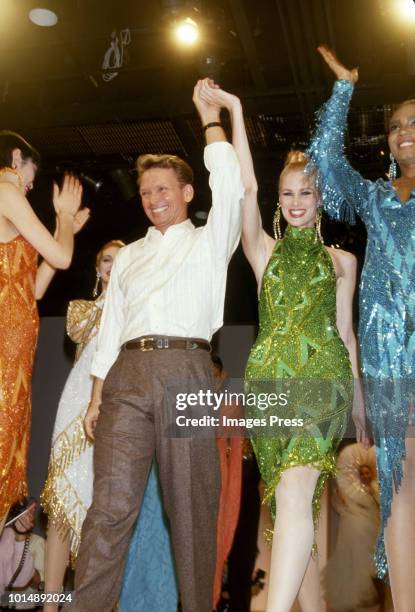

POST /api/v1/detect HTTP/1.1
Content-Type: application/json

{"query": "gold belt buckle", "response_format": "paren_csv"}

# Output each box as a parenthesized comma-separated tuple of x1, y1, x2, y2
(140, 337, 154, 351)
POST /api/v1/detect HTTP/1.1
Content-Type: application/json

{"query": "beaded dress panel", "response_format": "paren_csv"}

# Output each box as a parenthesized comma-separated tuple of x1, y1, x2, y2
(0, 235, 38, 519)
(245, 226, 352, 526)
(307, 79, 415, 577)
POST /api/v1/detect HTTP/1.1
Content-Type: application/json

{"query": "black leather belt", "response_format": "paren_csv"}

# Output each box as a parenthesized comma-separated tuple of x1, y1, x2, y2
(123, 335, 211, 352)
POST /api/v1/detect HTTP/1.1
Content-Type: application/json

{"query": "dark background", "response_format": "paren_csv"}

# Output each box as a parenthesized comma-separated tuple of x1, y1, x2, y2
(2, 0, 415, 320)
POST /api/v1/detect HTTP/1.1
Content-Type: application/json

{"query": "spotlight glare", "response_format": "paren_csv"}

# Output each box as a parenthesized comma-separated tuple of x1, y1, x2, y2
(29, 8, 58, 27)
(175, 17, 199, 45)
(397, 0, 415, 21)
(195, 210, 208, 220)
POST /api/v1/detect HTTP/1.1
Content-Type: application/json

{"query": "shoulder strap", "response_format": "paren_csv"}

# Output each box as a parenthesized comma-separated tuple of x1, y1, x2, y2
(7, 535, 31, 590)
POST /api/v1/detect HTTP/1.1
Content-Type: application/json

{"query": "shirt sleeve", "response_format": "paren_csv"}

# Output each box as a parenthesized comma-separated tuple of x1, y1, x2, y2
(0, 529, 14, 594)
(91, 253, 126, 379)
(203, 141, 245, 263)
(306, 79, 372, 224)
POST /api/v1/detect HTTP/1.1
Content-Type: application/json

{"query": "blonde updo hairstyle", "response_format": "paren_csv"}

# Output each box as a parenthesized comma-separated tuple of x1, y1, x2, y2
(284, 149, 308, 166)
(278, 150, 315, 188)
(95, 240, 125, 267)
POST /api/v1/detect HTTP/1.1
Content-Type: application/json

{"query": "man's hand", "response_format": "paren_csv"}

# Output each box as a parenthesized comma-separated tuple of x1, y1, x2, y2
(192, 78, 221, 125)
(318, 45, 359, 83)
(84, 398, 101, 441)
(85, 377, 104, 441)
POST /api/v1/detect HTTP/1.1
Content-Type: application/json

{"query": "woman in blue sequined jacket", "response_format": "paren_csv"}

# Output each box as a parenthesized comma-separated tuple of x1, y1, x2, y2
(308, 45, 415, 611)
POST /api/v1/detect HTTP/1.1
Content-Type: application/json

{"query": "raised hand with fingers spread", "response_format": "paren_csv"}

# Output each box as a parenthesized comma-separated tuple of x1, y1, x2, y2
(53, 173, 83, 217)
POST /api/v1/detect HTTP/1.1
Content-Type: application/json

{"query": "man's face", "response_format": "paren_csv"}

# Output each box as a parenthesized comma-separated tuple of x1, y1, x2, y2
(139, 167, 194, 233)
(15, 501, 36, 532)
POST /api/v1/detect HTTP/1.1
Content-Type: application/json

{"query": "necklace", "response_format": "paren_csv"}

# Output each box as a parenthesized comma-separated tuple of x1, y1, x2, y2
(0, 166, 23, 191)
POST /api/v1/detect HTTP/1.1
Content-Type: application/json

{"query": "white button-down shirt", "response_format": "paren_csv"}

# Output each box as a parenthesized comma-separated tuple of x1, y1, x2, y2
(91, 141, 244, 379)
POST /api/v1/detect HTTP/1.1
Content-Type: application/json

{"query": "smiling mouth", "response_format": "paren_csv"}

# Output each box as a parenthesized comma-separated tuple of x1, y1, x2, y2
(151, 205, 168, 214)
(399, 141, 415, 148)
(289, 209, 306, 218)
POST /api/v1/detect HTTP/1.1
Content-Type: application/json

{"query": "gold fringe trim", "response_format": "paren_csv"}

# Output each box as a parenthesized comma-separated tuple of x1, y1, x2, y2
(41, 416, 92, 568)
(45, 416, 91, 481)
(261, 445, 337, 553)
(41, 486, 82, 569)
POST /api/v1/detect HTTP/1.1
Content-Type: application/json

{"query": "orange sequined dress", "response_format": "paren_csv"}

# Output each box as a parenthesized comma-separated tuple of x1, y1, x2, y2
(0, 234, 39, 520)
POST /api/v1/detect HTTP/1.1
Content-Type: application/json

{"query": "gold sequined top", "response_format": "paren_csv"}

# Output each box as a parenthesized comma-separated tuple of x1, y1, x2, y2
(66, 295, 104, 362)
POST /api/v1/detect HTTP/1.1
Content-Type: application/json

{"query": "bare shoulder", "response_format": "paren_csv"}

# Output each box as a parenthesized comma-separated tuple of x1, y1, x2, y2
(0, 183, 22, 236)
(329, 247, 356, 266)
(0, 181, 20, 204)
(0, 182, 27, 219)
(325, 246, 356, 278)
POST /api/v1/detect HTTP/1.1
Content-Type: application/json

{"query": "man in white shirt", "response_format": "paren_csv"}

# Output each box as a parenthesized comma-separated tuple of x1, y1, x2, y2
(69, 79, 244, 612)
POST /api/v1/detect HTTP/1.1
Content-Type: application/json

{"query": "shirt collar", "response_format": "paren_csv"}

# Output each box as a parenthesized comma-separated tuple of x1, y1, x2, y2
(144, 218, 195, 243)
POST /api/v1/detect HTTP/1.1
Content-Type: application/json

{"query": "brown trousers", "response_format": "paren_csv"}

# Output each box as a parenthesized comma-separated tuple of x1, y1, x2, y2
(69, 347, 220, 612)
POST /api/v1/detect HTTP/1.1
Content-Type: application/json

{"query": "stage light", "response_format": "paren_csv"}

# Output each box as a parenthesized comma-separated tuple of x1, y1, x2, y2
(29, 8, 58, 27)
(397, 0, 415, 21)
(79, 173, 103, 192)
(175, 17, 199, 45)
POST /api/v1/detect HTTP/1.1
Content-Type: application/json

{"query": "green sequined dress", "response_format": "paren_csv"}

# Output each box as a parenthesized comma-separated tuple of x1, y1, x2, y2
(245, 225, 352, 522)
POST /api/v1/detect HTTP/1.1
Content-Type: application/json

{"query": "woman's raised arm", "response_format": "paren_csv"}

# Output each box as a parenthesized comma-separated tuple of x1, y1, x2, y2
(199, 80, 274, 285)
(307, 45, 371, 224)
(0, 174, 83, 269)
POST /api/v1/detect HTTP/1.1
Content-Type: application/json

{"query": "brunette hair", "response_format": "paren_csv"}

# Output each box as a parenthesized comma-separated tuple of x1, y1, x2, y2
(0, 130, 40, 169)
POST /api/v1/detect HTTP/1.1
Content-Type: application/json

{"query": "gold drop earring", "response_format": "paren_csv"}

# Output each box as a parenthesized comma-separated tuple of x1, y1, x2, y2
(93, 272, 101, 298)
(273, 203, 282, 240)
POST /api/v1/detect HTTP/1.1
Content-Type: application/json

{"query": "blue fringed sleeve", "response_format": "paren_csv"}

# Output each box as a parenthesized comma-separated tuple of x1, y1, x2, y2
(306, 79, 371, 224)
